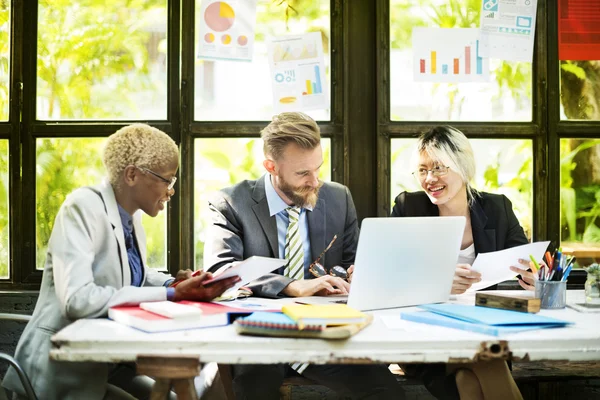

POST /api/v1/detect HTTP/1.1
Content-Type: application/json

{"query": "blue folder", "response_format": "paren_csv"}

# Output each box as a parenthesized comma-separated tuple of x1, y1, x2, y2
(400, 304, 572, 336)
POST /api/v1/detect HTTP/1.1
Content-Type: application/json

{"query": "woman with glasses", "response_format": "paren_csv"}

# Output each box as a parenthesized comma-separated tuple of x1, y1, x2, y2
(391, 126, 529, 400)
(3, 124, 239, 400)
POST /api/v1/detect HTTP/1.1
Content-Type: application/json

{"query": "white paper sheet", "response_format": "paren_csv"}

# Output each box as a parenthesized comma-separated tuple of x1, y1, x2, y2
(207, 256, 286, 295)
(196, 0, 258, 61)
(412, 28, 490, 83)
(267, 32, 329, 112)
(478, 0, 538, 62)
(468, 241, 550, 292)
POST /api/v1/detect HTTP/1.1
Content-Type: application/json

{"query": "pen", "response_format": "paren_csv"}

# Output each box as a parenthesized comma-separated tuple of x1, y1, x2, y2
(544, 251, 553, 269)
(528, 254, 540, 274)
(561, 265, 573, 282)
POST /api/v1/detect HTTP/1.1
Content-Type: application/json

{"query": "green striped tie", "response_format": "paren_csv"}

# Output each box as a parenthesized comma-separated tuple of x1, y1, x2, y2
(284, 206, 304, 280)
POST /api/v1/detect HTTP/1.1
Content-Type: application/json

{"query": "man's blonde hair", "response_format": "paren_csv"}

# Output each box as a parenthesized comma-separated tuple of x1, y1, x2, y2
(103, 123, 179, 187)
(261, 112, 321, 160)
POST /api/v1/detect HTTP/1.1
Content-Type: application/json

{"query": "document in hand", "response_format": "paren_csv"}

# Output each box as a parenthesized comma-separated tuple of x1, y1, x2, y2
(401, 304, 571, 336)
(205, 256, 287, 295)
(109, 302, 248, 333)
(468, 241, 550, 292)
(281, 304, 367, 329)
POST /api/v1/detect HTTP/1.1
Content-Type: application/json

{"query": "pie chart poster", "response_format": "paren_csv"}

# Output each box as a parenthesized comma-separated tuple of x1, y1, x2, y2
(197, 0, 258, 62)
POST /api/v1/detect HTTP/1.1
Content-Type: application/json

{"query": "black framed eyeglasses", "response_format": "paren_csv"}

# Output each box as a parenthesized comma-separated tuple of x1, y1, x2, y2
(137, 167, 177, 190)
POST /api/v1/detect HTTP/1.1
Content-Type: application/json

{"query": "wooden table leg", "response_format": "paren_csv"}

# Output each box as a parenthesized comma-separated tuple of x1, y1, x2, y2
(137, 355, 201, 400)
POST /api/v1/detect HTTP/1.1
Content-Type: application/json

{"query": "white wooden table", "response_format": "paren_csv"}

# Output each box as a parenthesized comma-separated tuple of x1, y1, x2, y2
(49, 291, 600, 399)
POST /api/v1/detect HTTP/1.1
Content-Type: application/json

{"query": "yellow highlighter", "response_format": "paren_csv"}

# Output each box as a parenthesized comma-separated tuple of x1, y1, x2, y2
(529, 254, 540, 274)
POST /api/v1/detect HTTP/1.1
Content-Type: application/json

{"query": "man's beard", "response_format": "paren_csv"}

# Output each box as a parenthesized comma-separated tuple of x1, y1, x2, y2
(278, 177, 323, 208)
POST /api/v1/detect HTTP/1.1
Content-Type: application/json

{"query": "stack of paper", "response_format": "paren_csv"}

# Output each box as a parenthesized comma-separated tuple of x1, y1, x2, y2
(401, 304, 571, 336)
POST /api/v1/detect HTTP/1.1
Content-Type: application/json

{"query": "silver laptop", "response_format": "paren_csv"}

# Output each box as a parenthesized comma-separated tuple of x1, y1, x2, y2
(294, 217, 466, 310)
(347, 216, 465, 311)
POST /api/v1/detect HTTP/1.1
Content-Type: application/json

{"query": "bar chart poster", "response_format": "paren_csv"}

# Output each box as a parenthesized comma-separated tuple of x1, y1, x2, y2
(196, 0, 258, 62)
(412, 28, 490, 83)
(268, 32, 328, 112)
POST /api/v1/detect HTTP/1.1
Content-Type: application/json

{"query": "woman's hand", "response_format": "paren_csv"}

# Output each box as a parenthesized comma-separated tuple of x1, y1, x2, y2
(451, 264, 482, 295)
(173, 271, 241, 302)
(509, 258, 538, 291)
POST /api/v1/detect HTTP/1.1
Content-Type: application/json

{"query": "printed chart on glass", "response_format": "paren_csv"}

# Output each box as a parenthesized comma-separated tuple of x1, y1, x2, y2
(268, 32, 329, 112)
(412, 28, 490, 83)
(196, 0, 258, 61)
(479, 0, 538, 62)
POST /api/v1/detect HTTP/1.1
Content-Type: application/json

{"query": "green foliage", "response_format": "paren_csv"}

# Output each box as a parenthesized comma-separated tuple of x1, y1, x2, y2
(37, 0, 165, 119)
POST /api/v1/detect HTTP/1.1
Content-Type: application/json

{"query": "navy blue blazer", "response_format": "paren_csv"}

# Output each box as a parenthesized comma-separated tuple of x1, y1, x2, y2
(390, 191, 528, 256)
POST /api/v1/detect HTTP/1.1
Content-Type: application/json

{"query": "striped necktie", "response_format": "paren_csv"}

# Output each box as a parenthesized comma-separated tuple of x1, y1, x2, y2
(284, 206, 304, 280)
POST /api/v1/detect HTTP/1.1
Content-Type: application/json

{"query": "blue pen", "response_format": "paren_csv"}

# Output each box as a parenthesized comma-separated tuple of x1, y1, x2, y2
(561, 265, 573, 282)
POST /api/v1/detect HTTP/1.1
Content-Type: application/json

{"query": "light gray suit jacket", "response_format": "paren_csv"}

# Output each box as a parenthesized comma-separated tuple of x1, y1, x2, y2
(3, 181, 172, 400)
(204, 175, 359, 298)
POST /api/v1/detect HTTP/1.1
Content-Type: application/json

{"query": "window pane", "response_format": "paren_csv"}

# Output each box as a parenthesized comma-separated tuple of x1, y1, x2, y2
(36, 138, 168, 270)
(0, 140, 8, 279)
(0, 2, 10, 121)
(389, 0, 532, 122)
(390, 138, 533, 238)
(194, 0, 330, 121)
(560, 139, 600, 268)
(37, 1, 168, 120)
(560, 60, 600, 120)
(194, 138, 331, 269)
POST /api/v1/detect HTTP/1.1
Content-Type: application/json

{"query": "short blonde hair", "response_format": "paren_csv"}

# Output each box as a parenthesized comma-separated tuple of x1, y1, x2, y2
(415, 126, 477, 203)
(103, 124, 179, 187)
(261, 112, 321, 160)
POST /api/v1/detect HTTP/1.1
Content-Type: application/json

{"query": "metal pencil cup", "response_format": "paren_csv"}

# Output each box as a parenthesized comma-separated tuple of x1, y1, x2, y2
(535, 280, 567, 309)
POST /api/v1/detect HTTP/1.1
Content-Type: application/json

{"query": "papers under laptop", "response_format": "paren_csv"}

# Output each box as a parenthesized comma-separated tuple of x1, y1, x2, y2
(296, 217, 466, 311)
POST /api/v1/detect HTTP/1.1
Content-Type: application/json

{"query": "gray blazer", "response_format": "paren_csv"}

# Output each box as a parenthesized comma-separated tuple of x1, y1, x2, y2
(2, 181, 172, 400)
(204, 175, 360, 298)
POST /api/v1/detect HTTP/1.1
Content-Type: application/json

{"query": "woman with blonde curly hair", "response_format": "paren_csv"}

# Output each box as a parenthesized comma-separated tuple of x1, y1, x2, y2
(3, 124, 238, 400)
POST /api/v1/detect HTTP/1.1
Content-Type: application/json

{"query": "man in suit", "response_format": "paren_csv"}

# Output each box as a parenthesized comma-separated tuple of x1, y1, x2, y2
(205, 112, 405, 400)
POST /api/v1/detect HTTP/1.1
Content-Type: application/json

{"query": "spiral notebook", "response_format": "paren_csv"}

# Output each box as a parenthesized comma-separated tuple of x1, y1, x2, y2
(234, 311, 373, 339)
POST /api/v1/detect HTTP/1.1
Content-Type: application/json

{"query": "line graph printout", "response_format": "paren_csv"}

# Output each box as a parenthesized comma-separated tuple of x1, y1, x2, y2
(479, 0, 538, 62)
(197, 0, 258, 61)
(268, 32, 329, 112)
(412, 28, 490, 83)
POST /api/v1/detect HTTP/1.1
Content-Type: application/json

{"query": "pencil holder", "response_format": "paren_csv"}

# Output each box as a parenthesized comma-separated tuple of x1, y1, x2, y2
(535, 280, 567, 309)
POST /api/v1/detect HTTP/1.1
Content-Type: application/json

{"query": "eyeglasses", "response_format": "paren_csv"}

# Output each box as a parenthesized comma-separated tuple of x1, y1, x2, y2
(412, 166, 450, 180)
(137, 167, 177, 191)
(308, 234, 349, 282)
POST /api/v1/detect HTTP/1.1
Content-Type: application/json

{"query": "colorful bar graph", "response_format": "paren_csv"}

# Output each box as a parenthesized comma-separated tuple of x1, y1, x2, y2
(420, 59, 426, 73)
(431, 51, 437, 74)
(453, 58, 459, 74)
(465, 46, 471, 74)
(442, 64, 448, 74)
(476, 40, 482, 75)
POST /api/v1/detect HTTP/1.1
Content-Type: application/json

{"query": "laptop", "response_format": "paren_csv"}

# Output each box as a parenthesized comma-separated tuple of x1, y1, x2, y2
(296, 217, 465, 311)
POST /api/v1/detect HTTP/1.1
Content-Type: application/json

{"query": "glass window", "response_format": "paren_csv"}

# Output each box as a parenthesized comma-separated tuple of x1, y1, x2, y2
(0, 140, 8, 279)
(560, 139, 600, 267)
(0, 2, 10, 121)
(560, 60, 600, 120)
(389, 0, 532, 121)
(37, 0, 168, 120)
(194, 138, 331, 269)
(390, 138, 533, 238)
(36, 138, 168, 270)
(194, 0, 330, 121)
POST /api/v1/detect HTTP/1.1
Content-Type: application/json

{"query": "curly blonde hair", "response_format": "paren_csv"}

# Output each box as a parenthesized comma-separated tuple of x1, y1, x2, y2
(103, 124, 179, 187)
(261, 112, 321, 160)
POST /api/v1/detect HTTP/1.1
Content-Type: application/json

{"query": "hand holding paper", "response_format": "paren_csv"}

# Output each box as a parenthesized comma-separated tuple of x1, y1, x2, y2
(468, 241, 550, 292)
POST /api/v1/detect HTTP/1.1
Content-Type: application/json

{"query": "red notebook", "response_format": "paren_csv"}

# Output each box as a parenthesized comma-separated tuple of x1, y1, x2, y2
(109, 301, 249, 333)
